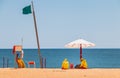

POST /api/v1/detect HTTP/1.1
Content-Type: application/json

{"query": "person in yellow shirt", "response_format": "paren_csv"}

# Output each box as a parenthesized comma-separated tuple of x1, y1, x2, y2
(80, 58, 88, 69)
(61, 58, 69, 69)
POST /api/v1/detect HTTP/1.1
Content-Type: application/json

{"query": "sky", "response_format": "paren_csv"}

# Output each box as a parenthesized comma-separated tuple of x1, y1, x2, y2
(0, 0, 120, 49)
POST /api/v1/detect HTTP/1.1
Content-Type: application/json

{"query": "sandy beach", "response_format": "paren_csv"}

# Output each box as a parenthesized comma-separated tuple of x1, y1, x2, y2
(0, 68, 120, 78)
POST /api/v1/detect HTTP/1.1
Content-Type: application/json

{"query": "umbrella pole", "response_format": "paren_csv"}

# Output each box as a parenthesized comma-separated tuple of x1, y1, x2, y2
(80, 44, 82, 59)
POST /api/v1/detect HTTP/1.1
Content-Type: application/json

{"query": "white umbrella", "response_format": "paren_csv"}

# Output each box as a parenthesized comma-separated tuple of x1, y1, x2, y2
(65, 39, 95, 59)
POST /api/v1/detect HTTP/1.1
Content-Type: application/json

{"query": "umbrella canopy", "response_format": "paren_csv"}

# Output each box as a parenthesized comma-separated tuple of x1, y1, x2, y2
(65, 39, 95, 59)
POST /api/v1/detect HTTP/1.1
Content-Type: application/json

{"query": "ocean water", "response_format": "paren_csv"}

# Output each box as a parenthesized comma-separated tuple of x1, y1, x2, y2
(0, 49, 120, 68)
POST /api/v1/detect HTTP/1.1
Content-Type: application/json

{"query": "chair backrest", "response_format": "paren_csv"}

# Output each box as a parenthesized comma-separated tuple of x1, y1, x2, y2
(13, 45, 22, 54)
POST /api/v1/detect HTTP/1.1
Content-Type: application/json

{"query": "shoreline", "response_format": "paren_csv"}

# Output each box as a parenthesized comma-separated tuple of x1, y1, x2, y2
(0, 68, 120, 78)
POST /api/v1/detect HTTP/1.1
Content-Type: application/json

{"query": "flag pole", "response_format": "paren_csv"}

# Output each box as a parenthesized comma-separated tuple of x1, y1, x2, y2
(31, 1, 43, 68)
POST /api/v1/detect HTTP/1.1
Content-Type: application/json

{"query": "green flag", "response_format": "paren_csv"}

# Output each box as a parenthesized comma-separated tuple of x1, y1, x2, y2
(22, 5, 32, 14)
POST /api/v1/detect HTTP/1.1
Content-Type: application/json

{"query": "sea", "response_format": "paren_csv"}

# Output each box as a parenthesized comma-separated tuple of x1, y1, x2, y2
(0, 49, 120, 68)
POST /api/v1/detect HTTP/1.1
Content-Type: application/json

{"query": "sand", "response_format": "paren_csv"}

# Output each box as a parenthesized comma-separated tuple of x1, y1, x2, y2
(0, 68, 120, 78)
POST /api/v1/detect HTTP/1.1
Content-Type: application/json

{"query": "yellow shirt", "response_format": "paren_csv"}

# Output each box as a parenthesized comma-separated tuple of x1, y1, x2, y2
(61, 59, 69, 69)
(80, 59, 88, 69)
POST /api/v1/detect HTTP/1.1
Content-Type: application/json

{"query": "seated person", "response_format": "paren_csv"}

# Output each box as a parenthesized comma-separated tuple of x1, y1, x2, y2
(79, 58, 88, 69)
(61, 58, 69, 69)
(75, 58, 88, 69)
